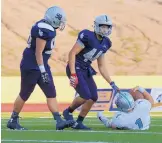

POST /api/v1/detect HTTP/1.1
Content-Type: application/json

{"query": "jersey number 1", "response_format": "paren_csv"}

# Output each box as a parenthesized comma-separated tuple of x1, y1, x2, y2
(135, 118, 143, 129)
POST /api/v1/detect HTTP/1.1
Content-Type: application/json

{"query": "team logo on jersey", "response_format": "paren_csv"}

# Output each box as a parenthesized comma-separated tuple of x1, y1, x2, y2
(103, 45, 107, 48)
(80, 33, 84, 39)
(55, 13, 62, 20)
(39, 29, 43, 36)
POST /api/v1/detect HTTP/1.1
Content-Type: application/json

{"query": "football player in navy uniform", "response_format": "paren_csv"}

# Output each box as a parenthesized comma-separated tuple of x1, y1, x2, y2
(63, 15, 119, 129)
(7, 6, 74, 130)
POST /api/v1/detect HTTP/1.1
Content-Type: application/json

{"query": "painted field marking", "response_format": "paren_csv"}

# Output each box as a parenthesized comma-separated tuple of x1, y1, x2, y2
(2, 129, 162, 135)
(1, 123, 162, 127)
(1, 140, 116, 143)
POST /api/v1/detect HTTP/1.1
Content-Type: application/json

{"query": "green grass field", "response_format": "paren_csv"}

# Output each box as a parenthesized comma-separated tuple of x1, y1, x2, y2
(1, 113, 162, 143)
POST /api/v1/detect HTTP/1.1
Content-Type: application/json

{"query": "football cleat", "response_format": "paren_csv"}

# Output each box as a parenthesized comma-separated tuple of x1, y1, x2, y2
(72, 122, 91, 130)
(7, 117, 27, 130)
(63, 108, 74, 121)
(56, 120, 75, 130)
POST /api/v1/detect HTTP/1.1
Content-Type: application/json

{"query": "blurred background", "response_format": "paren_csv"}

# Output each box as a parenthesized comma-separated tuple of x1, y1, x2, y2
(2, 0, 162, 76)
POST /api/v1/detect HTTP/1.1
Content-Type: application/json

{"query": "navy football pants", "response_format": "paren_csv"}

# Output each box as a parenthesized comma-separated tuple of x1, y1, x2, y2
(66, 64, 98, 102)
(19, 68, 56, 101)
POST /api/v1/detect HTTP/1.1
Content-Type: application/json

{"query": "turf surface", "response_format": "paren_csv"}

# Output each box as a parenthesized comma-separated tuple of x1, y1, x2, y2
(1, 114, 162, 143)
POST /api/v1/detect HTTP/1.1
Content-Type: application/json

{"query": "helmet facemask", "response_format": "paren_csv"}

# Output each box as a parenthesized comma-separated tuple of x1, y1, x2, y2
(52, 13, 66, 31)
(94, 15, 112, 37)
(52, 19, 66, 31)
(95, 24, 112, 37)
(58, 21, 66, 31)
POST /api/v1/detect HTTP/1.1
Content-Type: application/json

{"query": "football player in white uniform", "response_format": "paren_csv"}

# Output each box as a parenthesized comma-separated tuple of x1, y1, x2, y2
(97, 86, 154, 130)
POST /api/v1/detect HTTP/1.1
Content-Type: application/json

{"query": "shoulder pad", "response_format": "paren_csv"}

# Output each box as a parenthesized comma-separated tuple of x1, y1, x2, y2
(37, 22, 55, 31)
(31, 22, 55, 40)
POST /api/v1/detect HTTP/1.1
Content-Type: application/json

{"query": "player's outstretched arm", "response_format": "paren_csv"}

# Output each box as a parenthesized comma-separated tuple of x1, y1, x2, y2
(97, 55, 112, 83)
(97, 55, 119, 91)
(132, 86, 154, 106)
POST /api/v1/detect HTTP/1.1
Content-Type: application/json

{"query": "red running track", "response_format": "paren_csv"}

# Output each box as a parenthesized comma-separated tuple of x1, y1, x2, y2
(1, 103, 70, 112)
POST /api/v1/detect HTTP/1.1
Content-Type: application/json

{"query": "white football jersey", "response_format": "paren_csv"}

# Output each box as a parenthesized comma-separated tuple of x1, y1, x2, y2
(111, 99, 151, 130)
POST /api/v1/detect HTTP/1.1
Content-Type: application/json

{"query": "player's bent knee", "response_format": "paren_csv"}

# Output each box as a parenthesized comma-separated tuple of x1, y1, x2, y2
(78, 92, 91, 100)
(91, 95, 98, 102)
(19, 93, 30, 101)
(41, 84, 57, 98)
(46, 94, 56, 98)
(80, 95, 91, 100)
(44, 88, 56, 98)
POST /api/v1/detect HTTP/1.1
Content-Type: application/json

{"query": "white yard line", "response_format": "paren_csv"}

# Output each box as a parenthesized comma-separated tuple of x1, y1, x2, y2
(2, 120, 162, 123)
(1, 123, 162, 127)
(1, 140, 115, 143)
(1, 129, 162, 135)
(2, 118, 162, 121)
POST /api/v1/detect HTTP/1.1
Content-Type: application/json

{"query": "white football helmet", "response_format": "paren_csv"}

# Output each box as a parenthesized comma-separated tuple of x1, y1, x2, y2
(94, 14, 112, 37)
(115, 92, 135, 112)
(44, 6, 66, 31)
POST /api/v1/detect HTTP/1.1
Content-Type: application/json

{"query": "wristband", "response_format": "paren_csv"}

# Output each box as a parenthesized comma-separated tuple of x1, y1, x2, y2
(110, 81, 114, 86)
(137, 86, 146, 94)
(71, 73, 77, 76)
(39, 65, 46, 73)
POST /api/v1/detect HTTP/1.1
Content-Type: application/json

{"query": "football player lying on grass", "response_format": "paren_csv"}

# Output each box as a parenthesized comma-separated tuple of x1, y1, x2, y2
(97, 86, 154, 130)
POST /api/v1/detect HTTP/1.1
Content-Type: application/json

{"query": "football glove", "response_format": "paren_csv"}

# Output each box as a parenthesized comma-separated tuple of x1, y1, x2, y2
(41, 72, 50, 84)
(70, 73, 78, 88)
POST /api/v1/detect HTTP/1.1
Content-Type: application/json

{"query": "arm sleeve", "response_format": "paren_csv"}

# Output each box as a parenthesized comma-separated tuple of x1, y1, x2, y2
(76, 30, 89, 48)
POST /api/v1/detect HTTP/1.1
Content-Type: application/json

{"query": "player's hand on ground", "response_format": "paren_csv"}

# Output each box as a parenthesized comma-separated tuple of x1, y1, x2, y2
(110, 81, 120, 92)
(70, 73, 78, 88)
(41, 72, 50, 84)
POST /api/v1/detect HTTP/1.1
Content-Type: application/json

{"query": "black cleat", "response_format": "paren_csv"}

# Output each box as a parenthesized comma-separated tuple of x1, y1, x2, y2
(7, 117, 27, 130)
(63, 109, 74, 121)
(72, 122, 91, 130)
(56, 120, 75, 130)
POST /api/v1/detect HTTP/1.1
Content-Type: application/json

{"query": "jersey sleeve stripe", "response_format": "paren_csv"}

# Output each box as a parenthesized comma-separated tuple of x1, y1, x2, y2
(76, 39, 85, 49)
(38, 22, 54, 31)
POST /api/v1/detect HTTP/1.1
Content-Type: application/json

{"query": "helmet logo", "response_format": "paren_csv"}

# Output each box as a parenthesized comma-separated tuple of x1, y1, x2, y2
(55, 13, 62, 20)
(105, 15, 108, 22)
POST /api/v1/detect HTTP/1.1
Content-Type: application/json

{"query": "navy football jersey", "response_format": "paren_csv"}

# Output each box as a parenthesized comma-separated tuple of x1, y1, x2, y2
(75, 29, 112, 68)
(20, 19, 56, 70)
